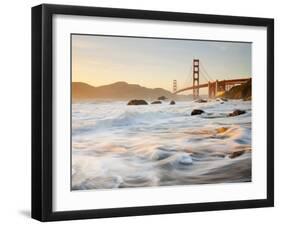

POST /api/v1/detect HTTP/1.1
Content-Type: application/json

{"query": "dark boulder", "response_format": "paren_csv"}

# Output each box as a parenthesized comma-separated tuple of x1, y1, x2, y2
(229, 150, 245, 159)
(127, 99, 148, 105)
(195, 99, 207, 103)
(158, 96, 167, 101)
(151, 101, 162, 104)
(170, 100, 176, 105)
(191, 109, 205, 116)
(228, 109, 246, 117)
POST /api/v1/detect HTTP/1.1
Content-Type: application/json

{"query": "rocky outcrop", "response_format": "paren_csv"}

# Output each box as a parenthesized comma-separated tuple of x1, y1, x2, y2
(158, 96, 167, 100)
(223, 79, 251, 100)
(127, 99, 148, 105)
(191, 109, 205, 116)
(228, 109, 246, 117)
(243, 96, 252, 101)
(151, 101, 162, 104)
(170, 100, 176, 105)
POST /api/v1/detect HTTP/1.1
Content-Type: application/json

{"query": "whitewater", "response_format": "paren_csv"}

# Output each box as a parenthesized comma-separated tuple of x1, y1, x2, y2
(72, 100, 251, 190)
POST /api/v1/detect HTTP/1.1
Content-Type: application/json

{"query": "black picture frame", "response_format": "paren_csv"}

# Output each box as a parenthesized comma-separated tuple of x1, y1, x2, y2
(32, 4, 274, 222)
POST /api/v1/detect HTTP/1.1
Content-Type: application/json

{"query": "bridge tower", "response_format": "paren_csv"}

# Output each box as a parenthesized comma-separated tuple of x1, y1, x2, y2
(193, 59, 200, 99)
(173, 80, 177, 93)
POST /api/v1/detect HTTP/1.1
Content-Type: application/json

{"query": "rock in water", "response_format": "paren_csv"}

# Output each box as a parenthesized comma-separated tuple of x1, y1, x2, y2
(217, 97, 228, 102)
(127, 99, 148, 105)
(228, 109, 246, 117)
(158, 96, 167, 100)
(170, 100, 176, 105)
(229, 150, 245, 159)
(191, 109, 205, 116)
(195, 99, 207, 103)
(151, 101, 162, 104)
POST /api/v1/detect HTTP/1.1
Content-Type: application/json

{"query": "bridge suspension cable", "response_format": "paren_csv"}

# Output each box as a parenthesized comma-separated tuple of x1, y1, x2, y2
(201, 61, 233, 81)
(200, 68, 211, 84)
(185, 65, 193, 87)
(179, 64, 192, 91)
(200, 61, 214, 82)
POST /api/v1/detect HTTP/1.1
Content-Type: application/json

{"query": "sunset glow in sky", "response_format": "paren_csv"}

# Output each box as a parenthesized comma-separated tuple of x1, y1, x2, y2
(72, 34, 251, 93)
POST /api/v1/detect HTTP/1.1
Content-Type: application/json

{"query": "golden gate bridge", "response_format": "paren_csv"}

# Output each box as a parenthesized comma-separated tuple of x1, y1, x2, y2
(173, 59, 250, 99)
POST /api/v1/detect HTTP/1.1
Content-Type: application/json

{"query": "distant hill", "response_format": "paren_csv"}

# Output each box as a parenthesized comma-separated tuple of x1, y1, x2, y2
(223, 79, 252, 100)
(72, 81, 191, 101)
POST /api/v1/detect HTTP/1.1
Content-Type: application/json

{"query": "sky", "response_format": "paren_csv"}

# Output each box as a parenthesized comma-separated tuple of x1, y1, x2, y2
(72, 34, 251, 94)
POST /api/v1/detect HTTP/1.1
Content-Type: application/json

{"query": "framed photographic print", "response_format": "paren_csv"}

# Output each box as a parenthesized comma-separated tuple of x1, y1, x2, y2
(32, 4, 274, 221)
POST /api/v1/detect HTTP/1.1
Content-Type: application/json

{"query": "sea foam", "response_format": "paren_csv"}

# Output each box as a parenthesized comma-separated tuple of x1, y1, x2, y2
(72, 100, 252, 190)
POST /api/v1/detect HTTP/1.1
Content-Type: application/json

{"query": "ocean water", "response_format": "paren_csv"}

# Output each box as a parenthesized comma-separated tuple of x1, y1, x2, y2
(72, 100, 252, 190)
